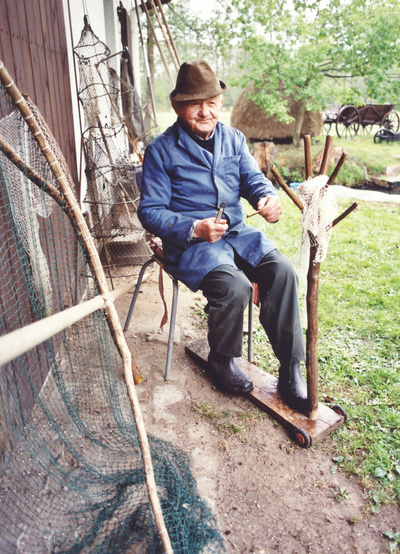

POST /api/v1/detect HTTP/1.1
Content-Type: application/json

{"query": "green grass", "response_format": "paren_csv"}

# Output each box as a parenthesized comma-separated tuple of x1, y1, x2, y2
(244, 192, 400, 508)
(334, 135, 400, 176)
(275, 134, 400, 186)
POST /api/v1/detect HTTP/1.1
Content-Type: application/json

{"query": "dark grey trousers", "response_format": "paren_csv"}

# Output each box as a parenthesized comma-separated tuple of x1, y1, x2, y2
(199, 248, 305, 370)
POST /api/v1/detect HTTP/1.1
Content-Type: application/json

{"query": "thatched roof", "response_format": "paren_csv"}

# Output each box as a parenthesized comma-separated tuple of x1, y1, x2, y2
(231, 89, 323, 142)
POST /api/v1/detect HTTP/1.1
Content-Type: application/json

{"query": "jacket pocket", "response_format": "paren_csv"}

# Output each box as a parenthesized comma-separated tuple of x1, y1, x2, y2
(223, 155, 241, 192)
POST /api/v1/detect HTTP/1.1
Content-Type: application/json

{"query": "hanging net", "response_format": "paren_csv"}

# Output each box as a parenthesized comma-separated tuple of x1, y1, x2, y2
(74, 19, 154, 282)
(0, 61, 224, 553)
(293, 175, 337, 324)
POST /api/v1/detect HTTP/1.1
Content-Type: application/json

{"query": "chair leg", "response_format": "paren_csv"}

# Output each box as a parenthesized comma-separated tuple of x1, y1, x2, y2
(248, 289, 253, 362)
(124, 258, 155, 332)
(164, 278, 179, 381)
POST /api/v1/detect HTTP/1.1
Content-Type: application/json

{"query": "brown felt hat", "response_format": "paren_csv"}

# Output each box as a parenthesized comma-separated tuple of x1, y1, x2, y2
(169, 59, 226, 102)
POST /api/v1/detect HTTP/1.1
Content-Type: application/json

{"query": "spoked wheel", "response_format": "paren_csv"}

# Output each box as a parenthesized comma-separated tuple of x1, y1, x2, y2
(336, 105, 360, 139)
(383, 110, 400, 133)
(374, 129, 393, 144)
(332, 405, 348, 422)
(293, 428, 311, 448)
(360, 123, 373, 135)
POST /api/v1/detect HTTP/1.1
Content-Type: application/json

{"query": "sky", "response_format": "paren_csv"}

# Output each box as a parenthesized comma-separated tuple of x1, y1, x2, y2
(187, 0, 219, 19)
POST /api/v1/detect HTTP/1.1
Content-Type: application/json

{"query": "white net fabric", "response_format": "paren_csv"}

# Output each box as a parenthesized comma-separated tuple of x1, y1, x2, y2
(0, 110, 54, 314)
(294, 175, 337, 325)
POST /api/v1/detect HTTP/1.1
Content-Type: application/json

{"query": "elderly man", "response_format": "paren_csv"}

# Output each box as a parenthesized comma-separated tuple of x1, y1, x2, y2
(138, 59, 307, 411)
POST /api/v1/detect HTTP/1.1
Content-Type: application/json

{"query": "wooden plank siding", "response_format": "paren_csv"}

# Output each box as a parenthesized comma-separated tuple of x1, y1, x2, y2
(0, 0, 79, 191)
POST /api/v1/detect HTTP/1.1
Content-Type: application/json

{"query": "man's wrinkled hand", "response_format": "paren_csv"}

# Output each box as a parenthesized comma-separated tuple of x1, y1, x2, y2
(257, 196, 282, 223)
(193, 217, 228, 243)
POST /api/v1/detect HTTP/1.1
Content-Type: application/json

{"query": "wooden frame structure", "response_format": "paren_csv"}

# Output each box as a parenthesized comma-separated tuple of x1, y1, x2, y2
(187, 135, 358, 448)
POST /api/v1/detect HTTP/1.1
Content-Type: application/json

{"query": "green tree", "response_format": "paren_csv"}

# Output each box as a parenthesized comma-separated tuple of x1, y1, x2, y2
(166, 0, 239, 106)
(144, 1, 236, 110)
(227, 0, 400, 146)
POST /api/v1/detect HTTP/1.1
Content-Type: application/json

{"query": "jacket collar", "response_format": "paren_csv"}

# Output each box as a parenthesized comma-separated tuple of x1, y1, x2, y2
(174, 119, 223, 169)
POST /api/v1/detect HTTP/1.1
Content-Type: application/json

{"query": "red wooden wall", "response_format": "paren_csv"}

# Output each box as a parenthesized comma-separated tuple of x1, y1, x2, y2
(0, 0, 79, 192)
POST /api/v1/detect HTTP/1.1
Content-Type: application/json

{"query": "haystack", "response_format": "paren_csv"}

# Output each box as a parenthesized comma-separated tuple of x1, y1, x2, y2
(231, 88, 323, 142)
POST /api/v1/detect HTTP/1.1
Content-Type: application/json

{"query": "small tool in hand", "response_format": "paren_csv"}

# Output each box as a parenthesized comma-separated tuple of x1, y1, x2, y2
(246, 208, 262, 219)
(215, 202, 225, 223)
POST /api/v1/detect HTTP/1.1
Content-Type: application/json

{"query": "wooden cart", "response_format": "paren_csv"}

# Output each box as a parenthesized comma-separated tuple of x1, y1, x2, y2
(324, 103, 400, 139)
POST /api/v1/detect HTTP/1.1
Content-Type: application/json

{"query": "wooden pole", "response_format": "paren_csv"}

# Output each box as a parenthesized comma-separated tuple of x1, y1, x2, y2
(140, 0, 175, 87)
(271, 166, 304, 211)
(0, 283, 135, 367)
(327, 151, 347, 185)
(155, 0, 181, 67)
(302, 134, 334, 420)
(333, 202, 358, 227)
(272, 137, 356, 422)
(319, 134, 334, 176)
(304, 135, 312, 180)
(148, 0, 179, 71)
(305, 243, 320, 420)
(134, 0, 158, 128)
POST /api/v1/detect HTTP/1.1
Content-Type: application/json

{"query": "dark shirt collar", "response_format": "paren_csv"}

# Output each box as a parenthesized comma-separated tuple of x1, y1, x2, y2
(178, 118, 215, 154)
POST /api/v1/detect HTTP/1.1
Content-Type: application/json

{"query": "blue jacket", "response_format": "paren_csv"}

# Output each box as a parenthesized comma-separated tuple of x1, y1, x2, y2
(138, 120, 278, 291)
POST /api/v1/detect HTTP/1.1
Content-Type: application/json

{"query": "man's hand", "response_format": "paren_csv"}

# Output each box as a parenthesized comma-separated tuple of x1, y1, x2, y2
(193, 217, 228, 243)
(257, 196, 282, 223)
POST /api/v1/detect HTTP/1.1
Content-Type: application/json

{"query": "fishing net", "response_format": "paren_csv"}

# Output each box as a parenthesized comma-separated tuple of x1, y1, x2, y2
(0, 62, 225, 553)
(74, 19, 154, 283)
(293, 175, 337, 324)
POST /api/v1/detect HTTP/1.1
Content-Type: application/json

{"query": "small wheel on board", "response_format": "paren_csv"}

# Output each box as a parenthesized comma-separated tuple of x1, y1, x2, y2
(332, 404, 347, 422)
(293, 428, 311, 448)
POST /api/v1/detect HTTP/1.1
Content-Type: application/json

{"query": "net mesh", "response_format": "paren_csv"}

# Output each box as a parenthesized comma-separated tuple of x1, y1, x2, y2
(293, 175, 337, 324)
(0, 68, 224, 552)
(74, 20, 154, 282)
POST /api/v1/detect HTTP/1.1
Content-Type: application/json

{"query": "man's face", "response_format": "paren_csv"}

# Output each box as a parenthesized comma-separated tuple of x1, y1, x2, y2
(172, 96, 223, 139)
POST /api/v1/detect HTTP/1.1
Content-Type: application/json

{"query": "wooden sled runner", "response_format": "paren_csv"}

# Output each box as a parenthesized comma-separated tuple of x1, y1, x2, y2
(185, 338, 346, 448)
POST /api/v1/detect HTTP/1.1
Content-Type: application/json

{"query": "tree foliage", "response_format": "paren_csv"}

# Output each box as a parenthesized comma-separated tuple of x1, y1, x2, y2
(165, 0, 240, 107)
(225, 0, 400, 144)
(153, 0, 400, 143)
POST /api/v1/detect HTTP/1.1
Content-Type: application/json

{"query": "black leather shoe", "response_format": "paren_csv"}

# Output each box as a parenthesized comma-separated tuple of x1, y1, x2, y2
(278, 362, 308, 412)
(208, 351, 254, 394)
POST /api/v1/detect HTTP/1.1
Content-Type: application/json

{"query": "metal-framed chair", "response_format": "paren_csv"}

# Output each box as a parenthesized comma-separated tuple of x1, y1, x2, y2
(124, 244, 254, 380)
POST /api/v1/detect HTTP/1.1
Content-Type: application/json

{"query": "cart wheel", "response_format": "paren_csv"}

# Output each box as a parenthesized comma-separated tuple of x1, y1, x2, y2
(293, 428, 311, 448)
(332, 405, 347, 422)
(336, 105, 360, 139)
(360, 123, 373, 136)
(383, 110, 400, 133)
(374, 129, 392, 144)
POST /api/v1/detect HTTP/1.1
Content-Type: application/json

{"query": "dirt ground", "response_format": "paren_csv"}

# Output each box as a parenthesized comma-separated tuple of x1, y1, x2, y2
(114, 262, 400, 554)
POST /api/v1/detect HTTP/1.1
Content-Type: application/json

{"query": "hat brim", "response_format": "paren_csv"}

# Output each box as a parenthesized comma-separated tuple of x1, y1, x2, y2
(169, 80, 226, 102)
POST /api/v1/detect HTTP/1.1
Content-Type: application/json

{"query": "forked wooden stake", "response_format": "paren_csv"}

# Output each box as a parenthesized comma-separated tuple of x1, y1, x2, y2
(273, 135, 357, 421)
